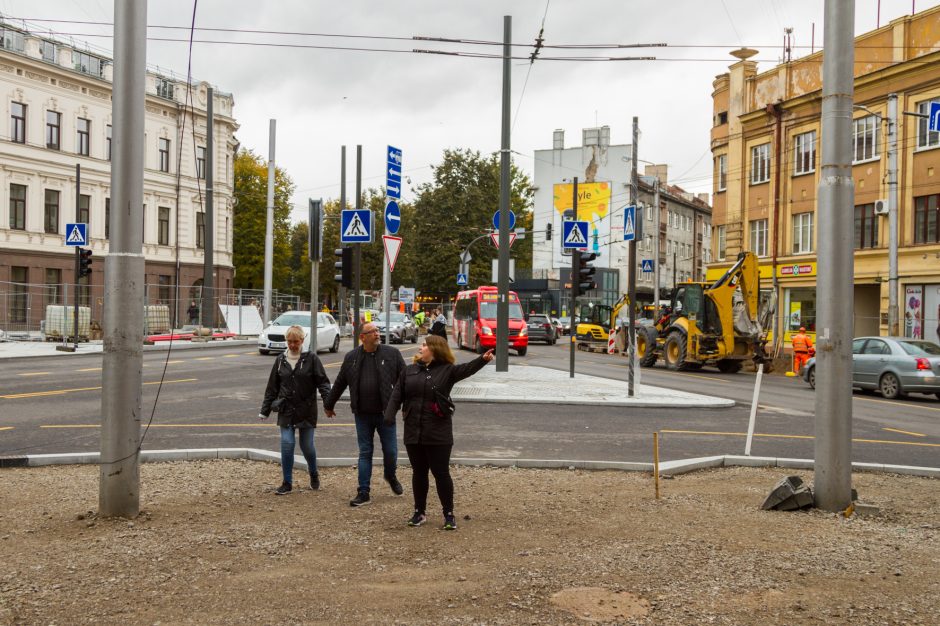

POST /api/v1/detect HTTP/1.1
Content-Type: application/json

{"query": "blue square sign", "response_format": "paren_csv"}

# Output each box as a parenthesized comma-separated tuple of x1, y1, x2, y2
(65, 223, 88, 246)
(562, 220, 589, 250)
(341, 209, 373, 244)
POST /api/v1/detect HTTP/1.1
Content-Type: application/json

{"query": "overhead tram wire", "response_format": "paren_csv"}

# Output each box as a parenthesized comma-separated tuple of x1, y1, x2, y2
(511, 0, 550, 133)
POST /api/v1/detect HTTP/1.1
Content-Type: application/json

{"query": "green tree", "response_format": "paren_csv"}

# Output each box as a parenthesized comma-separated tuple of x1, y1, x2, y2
(232, 149, 294, 290)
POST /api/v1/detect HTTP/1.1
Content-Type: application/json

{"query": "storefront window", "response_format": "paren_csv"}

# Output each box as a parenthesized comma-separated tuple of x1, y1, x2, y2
(785, 287, 816, 332)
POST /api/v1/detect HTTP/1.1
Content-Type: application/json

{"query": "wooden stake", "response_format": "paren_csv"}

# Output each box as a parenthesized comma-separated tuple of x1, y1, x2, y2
(653, 431, 660, 500)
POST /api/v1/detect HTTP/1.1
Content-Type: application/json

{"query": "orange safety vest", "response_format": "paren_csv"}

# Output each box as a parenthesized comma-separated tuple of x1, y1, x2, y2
(792, 333, 812, 353)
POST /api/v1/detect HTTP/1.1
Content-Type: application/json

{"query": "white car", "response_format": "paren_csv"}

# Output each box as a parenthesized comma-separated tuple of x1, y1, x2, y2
(258, 311, 340, 355)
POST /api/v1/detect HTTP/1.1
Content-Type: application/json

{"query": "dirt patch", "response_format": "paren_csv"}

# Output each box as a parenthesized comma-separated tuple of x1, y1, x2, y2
(1, 461, 938, 625)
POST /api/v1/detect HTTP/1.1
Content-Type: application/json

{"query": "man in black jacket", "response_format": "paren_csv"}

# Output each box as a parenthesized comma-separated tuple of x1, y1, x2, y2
(324, 322, 407, 507)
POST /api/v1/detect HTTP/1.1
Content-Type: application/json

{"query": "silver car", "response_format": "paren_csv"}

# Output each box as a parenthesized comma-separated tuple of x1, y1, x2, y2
(375, 312, 418, 344)
(258, 311, 340, 355)
(803, 336, 940, 400)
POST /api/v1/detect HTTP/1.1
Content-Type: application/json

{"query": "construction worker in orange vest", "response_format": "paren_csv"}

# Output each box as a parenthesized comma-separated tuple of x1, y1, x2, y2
(791, 327, 814, 374)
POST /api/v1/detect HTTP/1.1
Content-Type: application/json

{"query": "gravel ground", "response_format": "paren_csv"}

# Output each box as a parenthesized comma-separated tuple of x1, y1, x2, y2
(1, 460, 938, 625)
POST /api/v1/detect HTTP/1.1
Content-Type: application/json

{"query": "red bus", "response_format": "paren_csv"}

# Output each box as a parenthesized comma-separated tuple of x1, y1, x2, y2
(452, 285, 528, 356)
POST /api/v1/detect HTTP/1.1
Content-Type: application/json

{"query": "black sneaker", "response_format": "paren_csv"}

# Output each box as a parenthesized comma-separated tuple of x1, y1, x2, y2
(309, 473, 320, 491)
(385, 475, 404, 496)
(274, 482, 292, 496)
(349, 491, 371, 507)
(408, 510, 427, 527)
(443, 513, 458, 530)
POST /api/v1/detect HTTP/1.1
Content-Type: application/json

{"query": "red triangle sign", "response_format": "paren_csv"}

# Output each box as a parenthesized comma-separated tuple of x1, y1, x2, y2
(490, 232, 517, 250)
(383, 235, 403, 272)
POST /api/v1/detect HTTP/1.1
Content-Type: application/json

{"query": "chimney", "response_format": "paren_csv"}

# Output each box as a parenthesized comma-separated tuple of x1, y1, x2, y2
(553, 129, 564, 150)
(696, 193, 711, 205)
(643, 164, 668, 184)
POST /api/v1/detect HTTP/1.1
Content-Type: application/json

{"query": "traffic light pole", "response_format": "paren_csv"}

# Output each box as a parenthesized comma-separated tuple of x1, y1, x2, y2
(569, 177, 579, 379)
(73, 246, 80, 350)
(495, 15, 512, 372)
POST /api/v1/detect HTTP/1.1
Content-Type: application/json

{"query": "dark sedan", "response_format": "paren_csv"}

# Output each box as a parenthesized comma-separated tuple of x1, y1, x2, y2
(526, 314, 557, 345)
(803, 336, 940, 400)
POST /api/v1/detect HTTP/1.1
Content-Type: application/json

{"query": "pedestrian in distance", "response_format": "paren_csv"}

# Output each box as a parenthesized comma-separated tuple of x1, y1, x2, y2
(413, 309, 426, 334)
(187, 300, 199, 325)
(384, 334, 494, 530)
(259, 325, 332, 495)
(791, 326, 814, 375)
(324, 322, 407, 507)
(429, 308, 448, 339)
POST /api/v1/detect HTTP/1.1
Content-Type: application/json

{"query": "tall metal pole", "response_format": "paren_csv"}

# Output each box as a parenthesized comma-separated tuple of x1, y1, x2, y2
(263, 119, 276, 325)
(496, 15, 512, 372)
(814, 0, 855, 512)
(353, 145, 362, 347)
(74, 163, 81, 350)
(201, 87, 215, 330)
(569, 179, 579, 378)
(653, 177, 661, 315)
(628, 117, 639, 397)
(338, 146, 347, 337)
(100, 0, 146, 517)
(887, 93, 899, 336)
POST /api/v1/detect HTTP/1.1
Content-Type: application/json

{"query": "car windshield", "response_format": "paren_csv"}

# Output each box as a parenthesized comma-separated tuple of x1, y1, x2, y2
(272, 314, 310, 327)
(480, 302, 524, 320)
(529, 315, 549, 323)
(897, 340, 940, 356)
(375, 312, 407, 323)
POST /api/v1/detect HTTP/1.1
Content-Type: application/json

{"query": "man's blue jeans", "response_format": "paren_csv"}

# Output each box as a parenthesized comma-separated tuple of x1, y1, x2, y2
(354, 413, 398, 494)
(280, 426, 317, 485)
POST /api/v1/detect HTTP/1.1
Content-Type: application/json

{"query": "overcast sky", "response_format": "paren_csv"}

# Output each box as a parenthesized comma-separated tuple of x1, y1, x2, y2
(1, 0, 937, 221)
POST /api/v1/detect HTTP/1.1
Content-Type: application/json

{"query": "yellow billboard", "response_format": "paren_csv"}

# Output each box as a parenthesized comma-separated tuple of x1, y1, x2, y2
(553, 182, 611, 221)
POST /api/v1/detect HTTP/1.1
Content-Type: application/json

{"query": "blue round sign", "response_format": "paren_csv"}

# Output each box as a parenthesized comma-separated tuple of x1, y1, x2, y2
(492, 209, 516, 231)
(384, 200, 401, 235)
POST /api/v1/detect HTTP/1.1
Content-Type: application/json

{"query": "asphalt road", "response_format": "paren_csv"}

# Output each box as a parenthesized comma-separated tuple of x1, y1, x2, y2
(1, 337, 938, 468)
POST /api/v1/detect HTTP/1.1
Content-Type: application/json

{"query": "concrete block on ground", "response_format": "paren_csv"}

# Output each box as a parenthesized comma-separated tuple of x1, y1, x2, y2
(28, 452, 98, 466)
(877, 463, 940, 479)
(141, 450, 189, 463)
(659, 456, 724, 476)
(724, 455, 778, 468)
(852, 462, 886, 473)
(185, 449, 223, 460)
(776, 457, 814, 470)
(215, 448, 249, 460)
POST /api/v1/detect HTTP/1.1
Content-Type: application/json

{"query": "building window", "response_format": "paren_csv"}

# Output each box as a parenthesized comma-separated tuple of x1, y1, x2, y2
(646, 205, 653, 221)
(78, 194, 90, 227)
(158, 206, 170, 245)
(749, 219, 769, 257)
(41, 40, 56, 63)
(46, 111, 61, 150)
(76, 118, 90, 156)
(156, 78, 174, 100)
(785, 287, 817, 332)
(751, 143, 771, 184)
(158, 275, 172, 304)
(44, 189, 59, 234)
(9, 183, 26, 230)
(45, 268, 62, 307)
(105, 198, 110, 239)
(159, 138, 170, 173)
(716, 225, 726, 260)
(917, 99, 940, 149)
(792, 212, 814, 254)
(793, 130, 816, 175)
(196, 211, 205, 248)
(106, 125, 112, 161)
(10, 266, 28, 325)
(10, 102, 26, 144)
(1, 27, 26, 52)
(914, 193, 939, 244)
(196, 146, 206, 180)
(716, 111, 728, 126)
(716, 154, 727, 191)
(853, 115, 879, 162)
(854, 203, 879, 249)
(73, 51, 104, 77)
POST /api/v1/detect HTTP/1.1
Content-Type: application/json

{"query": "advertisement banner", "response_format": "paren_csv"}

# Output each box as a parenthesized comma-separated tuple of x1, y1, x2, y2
(904, 285, 923, 339)
(553, 182, 612, 267)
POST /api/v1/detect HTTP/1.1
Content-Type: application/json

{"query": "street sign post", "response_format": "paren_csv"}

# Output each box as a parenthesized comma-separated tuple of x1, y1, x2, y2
(641, 259, 654, 273)
(65, 223, 88, 246)
(490, 231, 517, 250)
(456, 272, 468, 286)
(341, 209, 373, 243)
(492, 209, 516, 231)
(930, 101, 940, 132)
(623, 205, 636, 241)
(386, 145, 402, 200)
(384, 199, 401, 235)
(562, 220, 589, 249)
(383, 235, 402, 272)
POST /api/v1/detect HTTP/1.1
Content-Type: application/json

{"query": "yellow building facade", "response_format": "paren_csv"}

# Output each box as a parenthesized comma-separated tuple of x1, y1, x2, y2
(709, 6, 940, 349)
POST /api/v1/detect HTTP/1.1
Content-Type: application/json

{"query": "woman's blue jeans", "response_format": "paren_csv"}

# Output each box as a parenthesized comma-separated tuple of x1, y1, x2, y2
(280, 426, 317, 485)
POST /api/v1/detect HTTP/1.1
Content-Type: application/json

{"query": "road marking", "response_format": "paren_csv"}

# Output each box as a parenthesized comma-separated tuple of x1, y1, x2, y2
(854, 396, 940, 413)
(882, 427, 926, 438)
(18, 372, 50, 377)
(77, 367, 102, 372)
(166, 360, 184, 365)
(0, 426, 13, 431)
(41, 422, 356, 429)
(324, 362, 341, 368)
(0, 378, 198, 400)
(244, 351, 259, 355)
(223, 354, 240, 358)
(660, 429, 940, 448)
(194, 357, 215, 361)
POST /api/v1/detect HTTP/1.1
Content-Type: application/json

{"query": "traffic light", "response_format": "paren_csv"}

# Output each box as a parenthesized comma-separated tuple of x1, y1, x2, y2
(576, 252, 597, 295)
(334, 247, 353, 288)
(78, 248, 93, 278)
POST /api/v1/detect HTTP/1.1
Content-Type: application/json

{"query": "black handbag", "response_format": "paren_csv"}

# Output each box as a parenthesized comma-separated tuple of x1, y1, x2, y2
(430, 383, 455, 418)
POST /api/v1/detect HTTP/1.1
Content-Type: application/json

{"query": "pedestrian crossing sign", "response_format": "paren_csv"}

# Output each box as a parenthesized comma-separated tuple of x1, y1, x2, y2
(562, 220, 589, 250)
(623, 205, 636, 241)
(340, 209, 373, 243)
(65, 223, 87, 246)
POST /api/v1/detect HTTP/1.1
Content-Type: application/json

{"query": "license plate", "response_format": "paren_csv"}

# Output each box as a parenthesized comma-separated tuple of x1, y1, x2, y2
(271, 342, 285, 348)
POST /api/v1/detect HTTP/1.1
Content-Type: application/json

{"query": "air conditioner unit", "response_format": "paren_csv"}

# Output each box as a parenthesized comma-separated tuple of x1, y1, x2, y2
(874, 199, 889, 215)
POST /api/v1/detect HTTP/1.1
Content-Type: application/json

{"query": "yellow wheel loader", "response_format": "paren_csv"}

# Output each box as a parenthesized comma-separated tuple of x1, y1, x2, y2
(635, 251, 770, 373)
(574, 294, 630, 352)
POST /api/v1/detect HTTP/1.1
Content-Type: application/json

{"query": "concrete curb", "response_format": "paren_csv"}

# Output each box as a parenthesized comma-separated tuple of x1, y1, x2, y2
(3, 448, 938, 479)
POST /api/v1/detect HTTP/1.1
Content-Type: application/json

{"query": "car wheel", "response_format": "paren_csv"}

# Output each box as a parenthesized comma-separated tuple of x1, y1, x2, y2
(663, 330, 688, 371)
(330, 335, 339, 353)
(516, 347, 527, 356)
(879, 372, 903, 399)
(411, 331, 417, 343)
(807, 366, 815, 389)
(475, 336, 483, 355)
(456, 333, 463, 350)
(259, 348, 269, 355)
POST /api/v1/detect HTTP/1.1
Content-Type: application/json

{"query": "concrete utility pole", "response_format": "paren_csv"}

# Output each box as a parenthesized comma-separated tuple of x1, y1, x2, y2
(200, 87, 215, 330)
(653, 177, 661, 315)
(99, 0, 146, 517)
(495, 14, 512, 372)
(887, 93, 899, 336)
(263, 119, 276, 324)
(814, 0, 855, 512)
(628, 117, 639, 397)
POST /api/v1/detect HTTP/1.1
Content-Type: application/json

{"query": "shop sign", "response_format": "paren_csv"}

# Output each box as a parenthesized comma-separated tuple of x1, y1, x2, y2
(778, 263, 816, 277)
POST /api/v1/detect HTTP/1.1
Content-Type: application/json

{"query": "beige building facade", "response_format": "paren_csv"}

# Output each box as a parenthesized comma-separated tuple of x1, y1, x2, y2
(710, 6, 940, 348)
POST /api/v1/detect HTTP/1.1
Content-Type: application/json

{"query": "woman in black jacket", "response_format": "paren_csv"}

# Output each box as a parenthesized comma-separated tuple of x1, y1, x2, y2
(259, 326, 332, 495)
(384, 334, 493, 529)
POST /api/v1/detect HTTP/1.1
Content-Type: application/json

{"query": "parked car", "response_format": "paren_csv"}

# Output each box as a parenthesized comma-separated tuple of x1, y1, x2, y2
(375, 311, 418, 344)
(526, 314, 557, 345)
(803, 336, 940, 400)
(258, 311, 340, 355)
(557, 316, 572, 336)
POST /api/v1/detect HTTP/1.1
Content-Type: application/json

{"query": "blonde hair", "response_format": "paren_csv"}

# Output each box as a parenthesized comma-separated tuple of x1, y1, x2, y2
(285, 325, 306, 342)
(417, 334, 455, 365)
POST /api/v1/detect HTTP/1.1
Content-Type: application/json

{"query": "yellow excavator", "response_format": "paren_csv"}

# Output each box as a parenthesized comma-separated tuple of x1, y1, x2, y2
(636, 251, 770, 373)
(574, 294, 630, 351)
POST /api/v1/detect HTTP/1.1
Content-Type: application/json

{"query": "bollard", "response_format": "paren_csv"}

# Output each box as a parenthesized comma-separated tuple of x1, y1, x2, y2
(653, 432, 660, 500)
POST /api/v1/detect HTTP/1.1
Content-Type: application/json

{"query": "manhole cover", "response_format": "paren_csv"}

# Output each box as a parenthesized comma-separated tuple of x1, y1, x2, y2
(550, 587, 650, 622)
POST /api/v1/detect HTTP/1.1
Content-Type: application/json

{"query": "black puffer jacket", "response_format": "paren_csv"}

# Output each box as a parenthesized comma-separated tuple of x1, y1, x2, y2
(260, 352, 331, 428)
(323, 344, 405, 414)
(384, 355, 488, 445)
